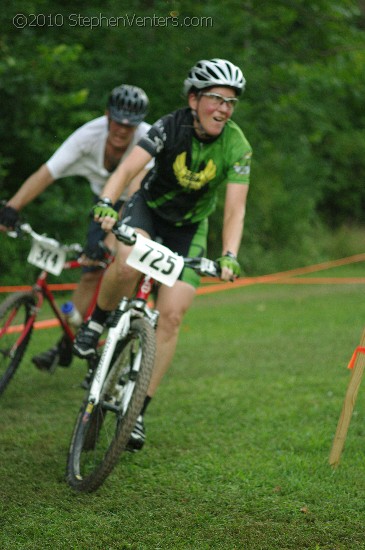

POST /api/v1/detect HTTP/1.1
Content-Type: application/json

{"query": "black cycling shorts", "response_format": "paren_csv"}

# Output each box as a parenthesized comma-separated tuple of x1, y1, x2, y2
(121, 190, 208, 288)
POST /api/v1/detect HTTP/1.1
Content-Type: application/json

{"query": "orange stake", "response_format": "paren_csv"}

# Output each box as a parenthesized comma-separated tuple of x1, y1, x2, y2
(329, 328, 365, 467)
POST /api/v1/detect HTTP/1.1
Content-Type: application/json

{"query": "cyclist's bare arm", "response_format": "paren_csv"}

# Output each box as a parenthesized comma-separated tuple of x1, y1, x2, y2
(222, 183, 249, 256)
(96, 146, 153, 233)
(219, 182, 249, 282)
(101, 146, 153, 206)
(126, 167, 149, 198)
(7, 164, 54, 211)
(85, 168, 148, 261)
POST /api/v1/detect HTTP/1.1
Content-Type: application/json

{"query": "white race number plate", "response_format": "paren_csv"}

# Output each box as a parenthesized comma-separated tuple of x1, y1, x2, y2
(27, 237, 66, 275)
(126, 234, 184, 287)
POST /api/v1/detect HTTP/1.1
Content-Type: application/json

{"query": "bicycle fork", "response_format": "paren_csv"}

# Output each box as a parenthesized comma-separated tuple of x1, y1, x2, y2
(87, 305, 132, 408)
(81, 277, 158, 422)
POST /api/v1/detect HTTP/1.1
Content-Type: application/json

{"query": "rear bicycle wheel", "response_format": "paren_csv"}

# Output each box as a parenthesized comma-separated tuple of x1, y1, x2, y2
(66, 316, 155, 492)
(0, 292, 36, 397)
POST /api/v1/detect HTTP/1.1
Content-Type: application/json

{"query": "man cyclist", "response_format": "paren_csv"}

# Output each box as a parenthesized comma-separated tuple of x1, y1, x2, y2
(0, 84, 153, 371)
(73, 58, 252, 452)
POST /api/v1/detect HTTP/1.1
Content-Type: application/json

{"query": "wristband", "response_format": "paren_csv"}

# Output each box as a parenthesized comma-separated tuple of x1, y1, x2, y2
(224, 251, 237, 259)
(99, 197, 113, 207)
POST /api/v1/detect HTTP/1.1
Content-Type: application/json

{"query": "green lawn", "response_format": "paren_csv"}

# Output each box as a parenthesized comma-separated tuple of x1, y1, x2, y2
(0, 276, 365, 549)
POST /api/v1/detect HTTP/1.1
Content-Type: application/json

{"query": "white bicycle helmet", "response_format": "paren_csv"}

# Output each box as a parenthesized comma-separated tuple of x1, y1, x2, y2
(107, 84, 149, 126)
(183, 58, 246, 96)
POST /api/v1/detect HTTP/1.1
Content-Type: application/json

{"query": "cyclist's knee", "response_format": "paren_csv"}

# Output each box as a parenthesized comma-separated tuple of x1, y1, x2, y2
(80, 270, 103, 284)
(114, 258, 138, 284)
(159, 309, 184, 336)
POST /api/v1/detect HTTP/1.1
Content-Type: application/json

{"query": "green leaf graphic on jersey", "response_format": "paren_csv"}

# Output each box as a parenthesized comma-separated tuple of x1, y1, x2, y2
(173, 152, 217, 190)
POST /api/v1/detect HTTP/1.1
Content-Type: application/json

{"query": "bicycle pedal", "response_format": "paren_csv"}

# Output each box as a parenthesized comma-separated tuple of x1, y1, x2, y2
(80, 377, 91, 390)
(80, 358, 98, 389)
(32, 352, 59, 374)
(80, 369, 93, 390)
(48, 360, 58, 374)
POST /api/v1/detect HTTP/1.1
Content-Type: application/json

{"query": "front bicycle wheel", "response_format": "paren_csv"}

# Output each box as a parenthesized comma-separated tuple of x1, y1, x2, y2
(0, 291, 36, 397)
(66, 316, 155, 492)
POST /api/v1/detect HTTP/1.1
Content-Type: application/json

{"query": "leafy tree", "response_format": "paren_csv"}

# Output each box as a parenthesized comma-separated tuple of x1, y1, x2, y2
(1, 0, 365, 282)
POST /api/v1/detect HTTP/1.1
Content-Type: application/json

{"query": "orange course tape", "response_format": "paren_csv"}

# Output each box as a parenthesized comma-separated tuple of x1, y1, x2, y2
(2, 252, 365, 330)
(5, 318, 61, 334)
(0, 283, 77, 293)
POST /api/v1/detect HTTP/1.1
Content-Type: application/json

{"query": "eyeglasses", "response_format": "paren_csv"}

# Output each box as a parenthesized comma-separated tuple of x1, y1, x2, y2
(199, 92, 238, 109)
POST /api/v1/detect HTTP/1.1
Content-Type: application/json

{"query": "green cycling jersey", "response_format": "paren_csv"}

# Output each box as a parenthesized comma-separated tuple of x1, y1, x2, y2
(137, 107, 252, 226)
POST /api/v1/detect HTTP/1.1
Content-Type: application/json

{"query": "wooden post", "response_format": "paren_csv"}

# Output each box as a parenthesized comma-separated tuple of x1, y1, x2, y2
(329, 329, 365, 467)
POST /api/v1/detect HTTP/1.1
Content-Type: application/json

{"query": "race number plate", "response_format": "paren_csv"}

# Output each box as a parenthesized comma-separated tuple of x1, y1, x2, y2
(126, 234, 184, 287)
(27, 236, 66, 275)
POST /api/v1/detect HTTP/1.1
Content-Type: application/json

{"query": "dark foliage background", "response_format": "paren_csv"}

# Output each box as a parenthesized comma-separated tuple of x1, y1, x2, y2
(1, 0, 365, 282)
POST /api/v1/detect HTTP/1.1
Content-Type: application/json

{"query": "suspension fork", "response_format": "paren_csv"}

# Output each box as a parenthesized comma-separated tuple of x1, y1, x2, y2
(83, 275, 156, 415)
(87, 306, 132, 406)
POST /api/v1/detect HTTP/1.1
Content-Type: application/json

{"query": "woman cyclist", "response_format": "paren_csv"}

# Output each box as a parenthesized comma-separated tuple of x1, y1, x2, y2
(73, 59, 253, 452)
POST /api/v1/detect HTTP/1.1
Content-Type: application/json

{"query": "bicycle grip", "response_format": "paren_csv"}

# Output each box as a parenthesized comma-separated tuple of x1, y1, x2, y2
(112, 221, 137, 245)
(184, 257, 221, 278)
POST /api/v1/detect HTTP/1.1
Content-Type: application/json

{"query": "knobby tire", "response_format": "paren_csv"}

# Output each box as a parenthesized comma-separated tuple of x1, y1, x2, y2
(66, 316, 155, 492)
(0, 292, 36, 397)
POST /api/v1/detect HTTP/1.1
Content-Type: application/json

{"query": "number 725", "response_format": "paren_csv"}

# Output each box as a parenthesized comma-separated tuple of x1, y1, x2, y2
(139, 244, 177, 275)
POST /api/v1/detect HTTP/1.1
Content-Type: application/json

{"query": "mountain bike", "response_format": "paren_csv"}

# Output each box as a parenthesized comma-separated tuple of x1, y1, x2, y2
(66, 221, 221, 493)
(0, 222, 110, 397)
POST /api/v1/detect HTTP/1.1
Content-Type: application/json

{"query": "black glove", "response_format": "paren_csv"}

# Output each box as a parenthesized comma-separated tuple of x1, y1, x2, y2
(0, 204, 19, 229)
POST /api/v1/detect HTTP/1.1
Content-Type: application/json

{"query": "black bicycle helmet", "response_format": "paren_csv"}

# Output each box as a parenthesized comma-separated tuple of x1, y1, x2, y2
(107, 84, 149, 125)
(184, 58, 245, 96)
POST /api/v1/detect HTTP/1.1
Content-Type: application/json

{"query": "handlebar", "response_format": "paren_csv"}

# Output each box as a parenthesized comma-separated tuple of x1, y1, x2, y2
(7, 219, 221, 278)
(7, 222, 83, 255)
(112, 220, 221, 278)
(183, 256, 220, 278)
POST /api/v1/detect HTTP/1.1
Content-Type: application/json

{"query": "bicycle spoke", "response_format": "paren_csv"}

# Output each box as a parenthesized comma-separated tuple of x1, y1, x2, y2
(66, 317, 155, 492)
(0, 292, 35, 396)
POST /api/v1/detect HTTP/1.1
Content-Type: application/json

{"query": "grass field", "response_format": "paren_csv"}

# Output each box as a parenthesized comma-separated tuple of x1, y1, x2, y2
(1, 270, 365, 549)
